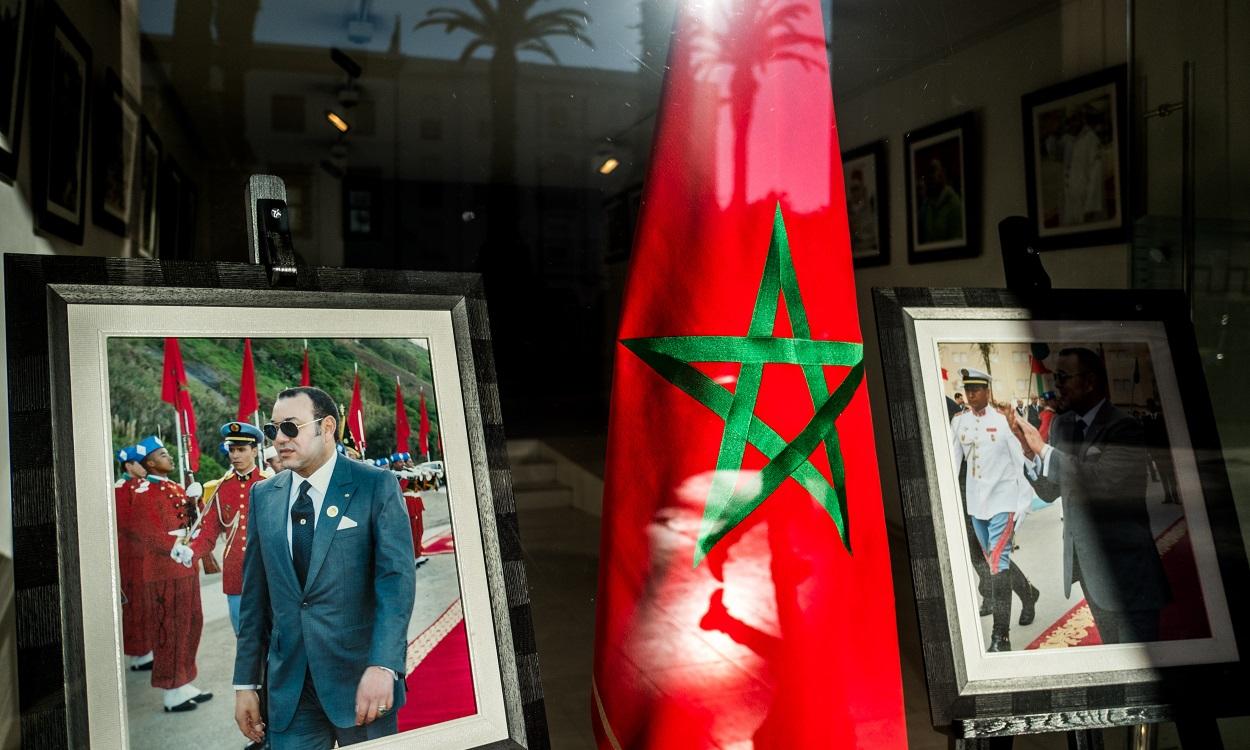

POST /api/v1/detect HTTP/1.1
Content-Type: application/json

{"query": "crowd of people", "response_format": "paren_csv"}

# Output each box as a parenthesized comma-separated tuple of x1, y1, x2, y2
(946, 348, 1176, 652)
(113, 386, 436, 748)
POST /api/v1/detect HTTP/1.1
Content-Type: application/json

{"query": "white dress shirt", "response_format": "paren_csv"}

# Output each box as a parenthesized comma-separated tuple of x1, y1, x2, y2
(286, 450, 338, 554)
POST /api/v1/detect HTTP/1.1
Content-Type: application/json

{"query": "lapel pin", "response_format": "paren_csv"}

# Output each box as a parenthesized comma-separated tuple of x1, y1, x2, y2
(327, 505, 339, 518)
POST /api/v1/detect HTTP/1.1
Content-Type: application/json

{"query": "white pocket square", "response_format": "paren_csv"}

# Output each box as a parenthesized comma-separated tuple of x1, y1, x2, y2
(337, 516, 358, 530)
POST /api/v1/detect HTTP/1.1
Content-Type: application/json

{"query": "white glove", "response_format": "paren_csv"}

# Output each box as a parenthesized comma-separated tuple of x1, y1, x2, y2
(170, 541, 194, 568)
(184, 482, 204, 499)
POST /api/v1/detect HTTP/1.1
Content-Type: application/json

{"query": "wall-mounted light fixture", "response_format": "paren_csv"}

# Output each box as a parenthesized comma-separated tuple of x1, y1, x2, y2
(326, 110, 351, 133)
(598, 157, 620, 175)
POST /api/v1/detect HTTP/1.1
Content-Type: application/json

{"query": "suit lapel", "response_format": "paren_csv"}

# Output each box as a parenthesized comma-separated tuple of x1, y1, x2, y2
(1080, 402, 1114, 455)
(304, 457, 358, 592)
(265, 471, 302, 595)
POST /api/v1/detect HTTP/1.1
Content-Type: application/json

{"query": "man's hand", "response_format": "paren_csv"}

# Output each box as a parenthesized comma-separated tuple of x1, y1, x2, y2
(234, 690, 265, 743)
(1014, 416, 1046, 458)
(170, 541, 194, 567)
(354, 666, 394, 726)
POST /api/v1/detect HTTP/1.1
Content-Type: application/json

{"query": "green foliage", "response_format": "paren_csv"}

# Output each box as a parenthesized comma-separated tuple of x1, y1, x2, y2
(107, 337, 442, 479)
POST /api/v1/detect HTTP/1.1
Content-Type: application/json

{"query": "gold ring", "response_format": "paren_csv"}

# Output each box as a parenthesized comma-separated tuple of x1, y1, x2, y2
(378, 705, 388, 713)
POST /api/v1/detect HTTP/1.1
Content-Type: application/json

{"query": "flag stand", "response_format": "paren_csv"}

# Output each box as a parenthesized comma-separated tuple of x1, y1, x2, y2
(947, 222, 1228, 750)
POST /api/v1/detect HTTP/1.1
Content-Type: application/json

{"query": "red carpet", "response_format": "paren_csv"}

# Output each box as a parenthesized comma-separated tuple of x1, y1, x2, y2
(421, 523, 456, 556)
(397, 600, 478, 731)
(1027, 517, 1210, 648)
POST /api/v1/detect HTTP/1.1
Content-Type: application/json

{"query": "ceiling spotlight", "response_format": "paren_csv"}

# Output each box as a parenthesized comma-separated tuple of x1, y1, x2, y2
(598, 157, 620, 175)
(326, 110, 351, 133)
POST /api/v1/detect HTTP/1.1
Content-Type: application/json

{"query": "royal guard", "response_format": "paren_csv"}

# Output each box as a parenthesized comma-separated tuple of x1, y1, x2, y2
(391, 453, 429, 567)
(115, 445, 153, 671)
(191, 422, 270, 635)
(125, 435, 214, 713)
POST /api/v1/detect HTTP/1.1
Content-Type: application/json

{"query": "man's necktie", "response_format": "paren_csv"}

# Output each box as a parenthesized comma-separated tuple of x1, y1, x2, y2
(291, 480, 314, 588)
(1072, 419, 1087, 449)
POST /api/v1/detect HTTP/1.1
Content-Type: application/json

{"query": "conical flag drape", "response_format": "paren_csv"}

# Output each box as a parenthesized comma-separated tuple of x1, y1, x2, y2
(160, 338, 200, 472)
(590, 0, 907, 746)
(237, 338, 259, 421)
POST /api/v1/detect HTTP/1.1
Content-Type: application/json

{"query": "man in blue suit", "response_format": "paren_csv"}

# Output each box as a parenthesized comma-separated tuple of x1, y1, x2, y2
(233, 386, 415, 748)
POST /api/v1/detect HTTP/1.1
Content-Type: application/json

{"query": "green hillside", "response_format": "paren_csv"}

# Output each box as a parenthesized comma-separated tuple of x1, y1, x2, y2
(107, 337, 442, 479)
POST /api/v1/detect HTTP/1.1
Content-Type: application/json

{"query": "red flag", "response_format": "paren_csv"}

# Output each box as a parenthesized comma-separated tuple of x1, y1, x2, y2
(591, 1, 907, 747)
(237, 339, 259, 421)
(301, 345, 311, 386)
(418, 391, 430, 459)
(160, 338, 200, 472)
(395, 378, 410, 455)
(1029, 354, 1051, 375)
(346, 368, 366, 453)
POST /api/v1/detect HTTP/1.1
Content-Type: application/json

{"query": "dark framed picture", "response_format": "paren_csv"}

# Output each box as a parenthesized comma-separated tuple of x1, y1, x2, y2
(344, 180, 378, 239)
(0, 0, 32, 183)
(1022, 65, 1128, 249)
(873, 287, 1250, 735)
(92, 67, 139, 237)
(904, 111, 980, 264)
(4, 255, 547, 749)
(841, 140, 889, 267)
(136, 117, 161, 257)
(30, 1, 91, 244)
(158, 157, 184, 258)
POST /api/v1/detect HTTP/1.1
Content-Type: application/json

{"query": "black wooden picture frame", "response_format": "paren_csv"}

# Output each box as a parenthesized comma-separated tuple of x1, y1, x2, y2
(0, 0, 33, 183)
(136, 117, 161, 257)
(904, 111, 980, 265)
(4, 255, 549, 749)
(842, 139, 890, 268)
(872, 287, 1250, 738)
(91, 67, 137, 238)
(30, 1, 91, 245)
(1022, 65, 1129, 250)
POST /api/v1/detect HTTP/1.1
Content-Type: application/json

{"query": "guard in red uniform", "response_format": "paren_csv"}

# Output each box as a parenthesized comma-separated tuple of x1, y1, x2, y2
(391, 452, 429, 567)
(115, 445, 153, 671)
(127, 435, 214, 713)
(191, 422, 268, 635)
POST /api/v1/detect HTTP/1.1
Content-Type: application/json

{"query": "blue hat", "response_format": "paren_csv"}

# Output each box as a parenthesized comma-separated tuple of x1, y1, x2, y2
(133, 436, 165, 461)
(401, 452, 411, 462)
(117, 444, 141, 464)
(390, 452, 404, 463)
(219, 442, 229, 456)
(221, 421, 263, 445)
(374, 458, 389, 467)
(337, 443, 348, 456)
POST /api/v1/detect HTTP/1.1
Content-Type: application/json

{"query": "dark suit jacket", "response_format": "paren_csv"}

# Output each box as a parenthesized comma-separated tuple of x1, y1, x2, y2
(1028, 403, 1170, 612)
(233, 456, 416, 732)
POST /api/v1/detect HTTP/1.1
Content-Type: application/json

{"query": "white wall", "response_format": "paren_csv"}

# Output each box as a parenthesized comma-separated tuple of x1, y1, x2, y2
(834, 0, 1129, 529)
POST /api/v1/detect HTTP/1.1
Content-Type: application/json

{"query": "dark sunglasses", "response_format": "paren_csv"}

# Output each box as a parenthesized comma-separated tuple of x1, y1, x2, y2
(262, 418, 320, 440)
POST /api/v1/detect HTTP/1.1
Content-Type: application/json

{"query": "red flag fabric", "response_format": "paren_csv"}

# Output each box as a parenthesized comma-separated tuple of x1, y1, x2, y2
(395, 379, 410, 455)
(591, 1, 907, 748)
(347, 370, 366, 453)
(1029, 355, 1051, 375)
(418, 391, 430, 459)
(237, 339, 259, 421)
(160, 338, 200, 472)
(301, 346, 311, 386)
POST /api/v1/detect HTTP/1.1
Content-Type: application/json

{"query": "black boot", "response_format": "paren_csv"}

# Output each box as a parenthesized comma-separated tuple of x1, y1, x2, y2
(1010, 562, 1039, 626)
(987, 572, 1012, 652)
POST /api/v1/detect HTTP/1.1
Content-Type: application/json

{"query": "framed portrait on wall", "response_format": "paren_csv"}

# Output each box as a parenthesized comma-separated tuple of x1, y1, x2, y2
(0, 0, 32, 183)
(158, 157, 184, 258)
(904, 112, 980, 264)
(873, 287, 1250, 736)
(1022, 65, 1129, 250)
(92, 67, 139, 238)
(136, 117, 161, 257)
(3, 254, 548, 749)
(30, 1, 91, 244)
(841, 140, 889, 268)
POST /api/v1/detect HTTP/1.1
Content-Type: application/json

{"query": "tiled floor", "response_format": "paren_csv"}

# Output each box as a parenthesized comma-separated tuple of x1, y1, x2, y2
(516, 505, 1207, 750)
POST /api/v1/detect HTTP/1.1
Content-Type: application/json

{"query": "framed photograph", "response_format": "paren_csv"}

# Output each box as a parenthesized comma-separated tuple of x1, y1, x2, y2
(0, 0, 32, 183)
(904, 111, 979, 264)
(842, 140, 889, 267)
(1022, 65, 1129, 249)
(30, 1, 91, 244)
(92, 67, 139, 237)
(873, 287, 1250, 735)
(158, 157, 184, 259)
(4, 254, 547, 749)
(136, 117, 161, 257)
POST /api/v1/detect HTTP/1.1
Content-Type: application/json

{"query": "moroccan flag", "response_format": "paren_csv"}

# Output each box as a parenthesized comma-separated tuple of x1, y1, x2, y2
(418, 391, 430, 459)
(160, 338, 200, 472)
(237, 339, 259, 421)
(395, 378, 410, 455)
(591, 1, 907, 747)
(301, 343, 311, 386)
(346, 368, 366, 453)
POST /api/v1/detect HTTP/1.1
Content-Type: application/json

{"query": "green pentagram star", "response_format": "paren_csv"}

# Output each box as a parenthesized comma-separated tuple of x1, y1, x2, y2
(623, 204, 864, 568)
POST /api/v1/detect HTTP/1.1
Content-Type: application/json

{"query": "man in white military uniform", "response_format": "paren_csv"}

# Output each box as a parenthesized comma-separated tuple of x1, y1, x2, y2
(950, 368, 1040, 651)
